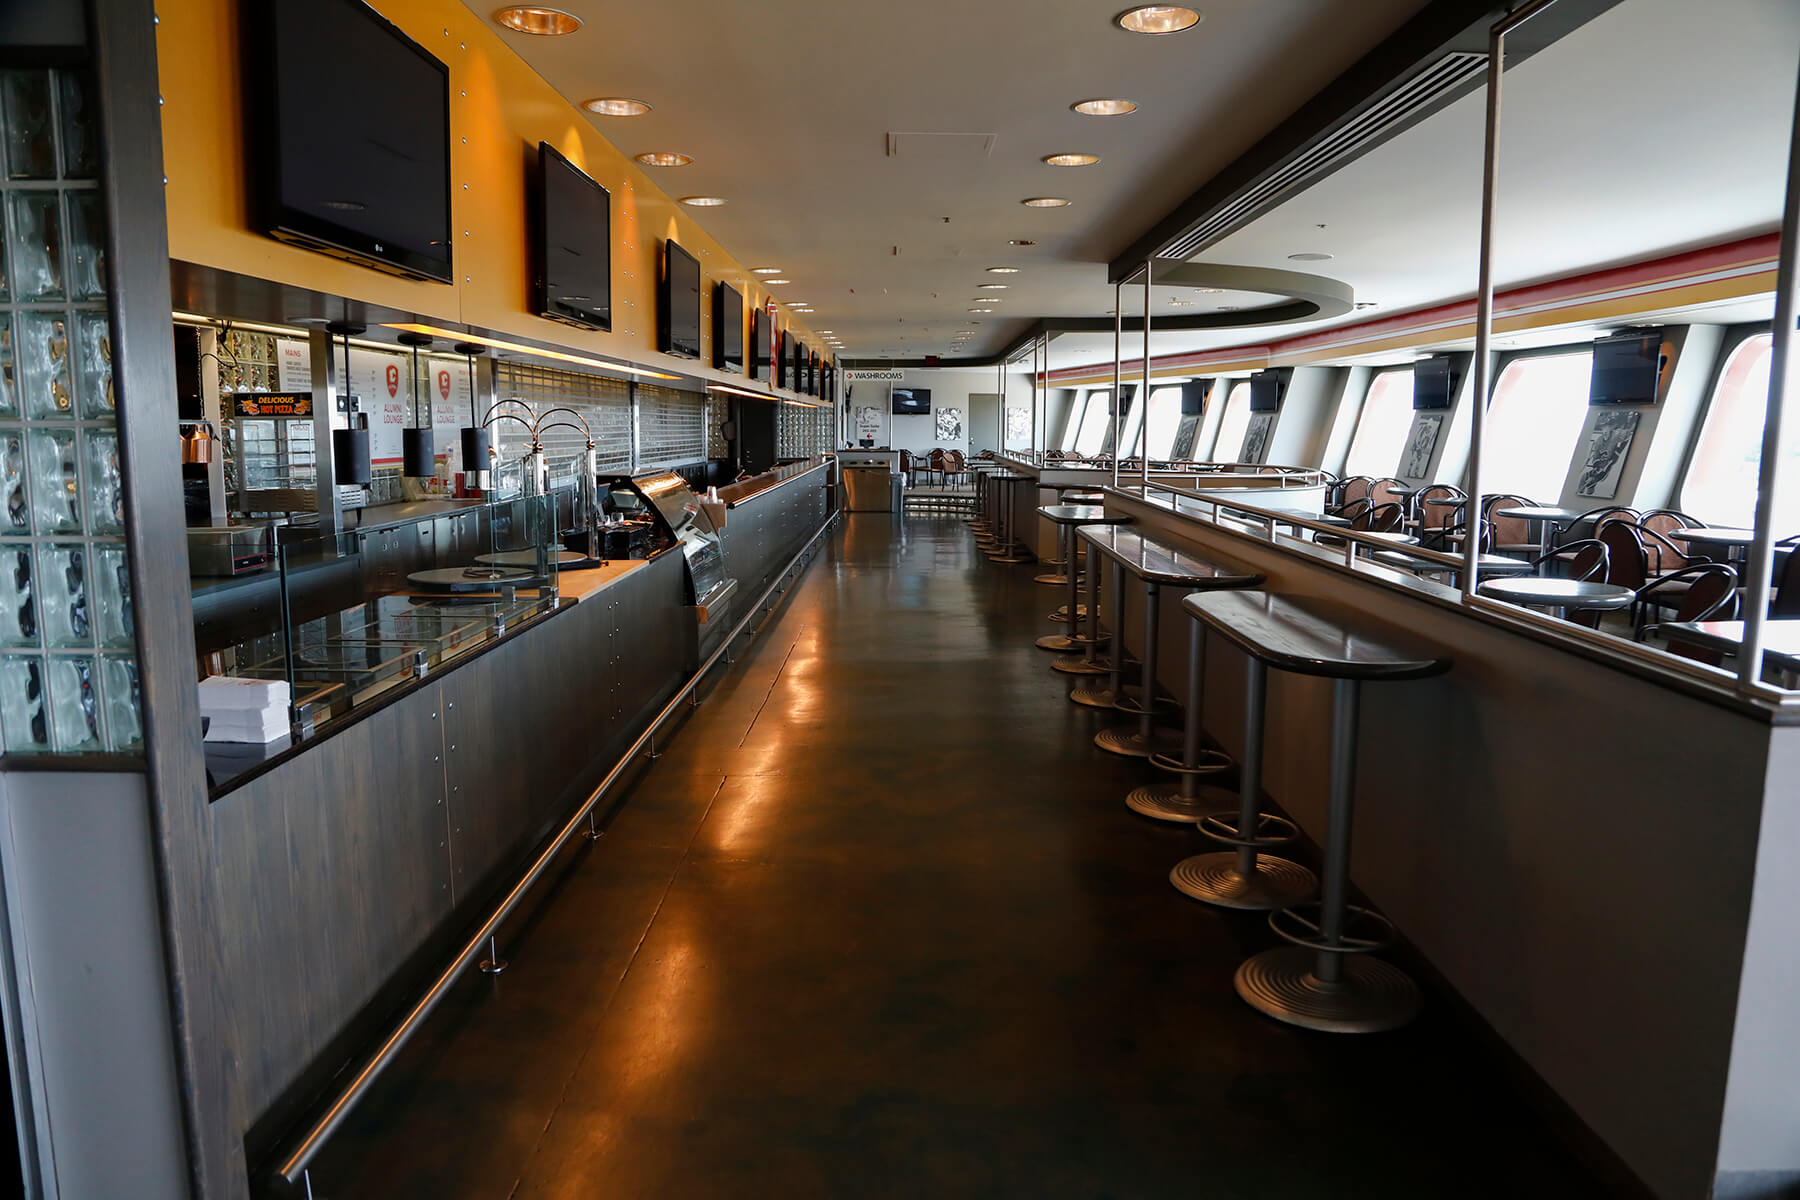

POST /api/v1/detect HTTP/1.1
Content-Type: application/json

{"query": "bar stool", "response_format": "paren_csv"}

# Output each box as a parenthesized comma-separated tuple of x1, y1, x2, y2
(1091, 530, 1260, 758)
(1070, 549, 1127, 706)
(1127, 609, 1242, 824)
(1034, 484, 1098, 583)
(988, 475, 1034, 564)
(981, 473, 1015, 558)
(1035, 506, 1129, 652)
(1186, 590, 1450, 1034)
(1054, 530, 1113, 677)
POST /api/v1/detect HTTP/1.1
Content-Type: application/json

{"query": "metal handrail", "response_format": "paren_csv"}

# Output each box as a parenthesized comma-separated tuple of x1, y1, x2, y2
(1109, 483, 1800, 708)
(272, 505, 844, 1193)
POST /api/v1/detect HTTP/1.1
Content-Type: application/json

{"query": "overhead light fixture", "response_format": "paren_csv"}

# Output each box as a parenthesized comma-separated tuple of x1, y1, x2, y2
(818, 329, 835, 334)
(1072, 98, 1137, 117)
(707, 382, 776, 400)
(1008, 240, 1037, 248)
(751, 267, 783, 274)
(763, 278, 790, 285)
(1288, 252, 1334, 262)
(634, 151, 693, 168)
(1115, 6, 1202, 34)
(583, 97, 651, 116)
(1355, 301, 1381, 310)
(381, 324, 679, 380)
(977, 283, 1008, 290)
(1043, 153, 1101, 167)
(1022, 197, 1071, 208)
(680, 196, 727, 207)
(495, 6, 581, 35)
(986, 267, 1020, 274)
(1198, 287, 1224, 294)
(967, 308, 989, 313)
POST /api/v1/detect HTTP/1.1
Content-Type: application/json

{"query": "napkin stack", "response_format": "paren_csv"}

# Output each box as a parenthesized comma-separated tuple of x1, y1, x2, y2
(198, 676, 292, 743)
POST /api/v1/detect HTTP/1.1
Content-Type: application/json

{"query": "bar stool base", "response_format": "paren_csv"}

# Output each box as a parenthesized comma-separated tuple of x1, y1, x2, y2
(1035, 634, 1082, 653)
(1148, 748, 1232, 776)
(990, 551, 1033, 564)
(1093, 725, 1183, 758)
(1170, 852, 1317, 910)
(1114, 685, 1176, 716)
(1234, 946, 1421, 1034)
(1052, 656, 1110, 676)
(1069, 683, 1117, 708)
(1034, 572, 1072, 585)
(1048, 604, 1091, 623)
(1125, 781, 1237, 823)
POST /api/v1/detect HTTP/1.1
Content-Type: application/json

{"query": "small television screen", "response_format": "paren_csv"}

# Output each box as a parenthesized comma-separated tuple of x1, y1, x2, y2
(790, 338, 805, 389)
(1590, 332, 1665, 405)
(1249, 371, 1283, 412)
(809, 352, 821, 396)
(246, 0, 452, 282)
(658, 240, 702, 359)
(775, 331, 788, 389)
(750, 306, 770, 382)
(1180, 380, 1209, 417)
(533, 143, 610, 331)
(1413, 356, 1456, 410)
(893, 388, 931, 415)
(714, 282, 744, 373)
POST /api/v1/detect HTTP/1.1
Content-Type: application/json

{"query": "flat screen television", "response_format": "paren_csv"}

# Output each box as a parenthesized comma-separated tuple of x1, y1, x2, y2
(892, 388, 931, 415)
(658, 240, 702, 359)
(790, 338, 805, 390)
(1590, 332, 1665, 405)
(245, 0, 453, 282)
(1412, 356, 1457, 410)
(809, 352, 821, 396)
(749, 306, 771, 382)
(532, 142, 610, 331)
(1249, 371, 1283, 412)
(714, 282, 744, 373)
(775, 331, 788, 389)
(1180, 380, 1210, 416)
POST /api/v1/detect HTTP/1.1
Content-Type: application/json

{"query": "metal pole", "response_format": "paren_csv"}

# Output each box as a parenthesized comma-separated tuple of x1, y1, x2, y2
(1315, 678, 1361, 985)
(1112, 282, 1123, 489)
(1180, 620, 1204, 801)
(1030, 335, 1038, 461)
(1142, 260, 1153, 488)
(1739, 51, 1800, 690)
(1137, 583, 1160, 747)
(1233, 661, 1267, 881)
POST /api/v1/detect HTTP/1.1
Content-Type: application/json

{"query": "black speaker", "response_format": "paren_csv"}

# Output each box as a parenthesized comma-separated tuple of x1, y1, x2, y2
(333, 417, 372, 485)
(461, 426, 491, 472)
(402, 427, 435, 478)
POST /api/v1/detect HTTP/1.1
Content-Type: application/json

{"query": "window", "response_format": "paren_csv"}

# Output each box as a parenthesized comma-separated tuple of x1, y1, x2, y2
(1056, 391, 1088, 451)
(1210, 382, 1252, 462)
(1483, 351, 1593, 501)
(1074, 390, 1113, 457)
(1343, 369, 1415, 477)
(1142, 386, 1184, 460)
(1682, 333, 1784, 528)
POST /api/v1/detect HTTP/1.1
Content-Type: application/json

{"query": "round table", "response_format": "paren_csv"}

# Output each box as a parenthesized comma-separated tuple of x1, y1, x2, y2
(1667, 527, 1761, 567)
(1373, 549, 1531, 586)
(1496, 506, 1584, 561)
(1477, 576, 1634, 620)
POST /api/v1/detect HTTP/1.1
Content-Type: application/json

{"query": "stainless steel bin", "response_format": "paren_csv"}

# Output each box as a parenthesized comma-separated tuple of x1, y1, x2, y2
(844, 464, 894, 511)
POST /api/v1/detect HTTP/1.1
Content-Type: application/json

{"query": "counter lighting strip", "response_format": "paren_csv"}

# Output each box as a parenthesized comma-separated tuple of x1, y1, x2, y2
(381, 323, 682, 381)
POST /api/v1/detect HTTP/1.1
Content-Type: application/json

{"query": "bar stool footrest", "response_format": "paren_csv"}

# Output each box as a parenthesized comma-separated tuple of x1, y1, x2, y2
(1197, 810, 1300, 850)
(1035, 634, 1082, 653)
(1126, 781, 1237, 824)
(1267, 902, 1397, 955)
(1068, 684, 1117, 707)
(1148, 748, 1232, 777)
(1093, 724, 1183, 758)
(1051, 656, 1110, 676)
(1234, 945, 1420, 1034)
(1170, 852, 1318, 910)
(1034, 572, 1074, 585)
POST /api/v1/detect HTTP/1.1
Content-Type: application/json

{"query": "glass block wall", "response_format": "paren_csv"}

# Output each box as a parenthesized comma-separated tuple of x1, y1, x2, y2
(0, 67, 140, 754)
(637, 384, 706, 470)
(493, 360, 631, 473)
(777, 403, 830, 459)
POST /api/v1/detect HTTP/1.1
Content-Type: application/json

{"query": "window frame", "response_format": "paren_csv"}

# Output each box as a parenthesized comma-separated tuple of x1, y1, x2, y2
(1677, 322, 1773, 524)
(1207, 380, 1254, 463)
(1342, 366, 1417, 479)
(1477, 341, 1600, 501)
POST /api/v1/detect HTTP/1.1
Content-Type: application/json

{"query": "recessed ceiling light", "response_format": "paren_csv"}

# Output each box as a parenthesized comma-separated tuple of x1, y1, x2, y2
(634, 151, 693, 168)
(818, 329, 835, 334)
(1022, 197, 1071, 208)
(968, 308, 989, 313)
(1115, 6, 1202, 35)
(751, 267, 783, 275)
(1072, 98, 1137, 117)
(986, 267, 1020, 274)
(1355, 301, 1381, 309)
(680, 196, 727, 207)
(1043, 153, 1101, 167)
(1008, 239, 1038, 247)
(977, 283, 1008, 289)
(1197, 287, 1224, 294)
(1169, 299, 1195, 307)
(763, 278, 790, 285)
(583, 97, 651, 117)
(495, 6, 581, 34)
(1288, 252, 1334, 262)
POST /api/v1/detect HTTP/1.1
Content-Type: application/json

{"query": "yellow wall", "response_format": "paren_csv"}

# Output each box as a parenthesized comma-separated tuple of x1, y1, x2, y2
(156, 0, 821, 389)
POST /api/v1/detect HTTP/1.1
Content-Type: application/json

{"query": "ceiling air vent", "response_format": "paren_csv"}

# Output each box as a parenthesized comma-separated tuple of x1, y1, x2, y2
(885, 132, 998, 160)
(1165, 51, 1488, 260)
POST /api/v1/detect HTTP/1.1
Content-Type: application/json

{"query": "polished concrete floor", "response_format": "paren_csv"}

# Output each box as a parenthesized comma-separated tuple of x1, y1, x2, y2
(314, 513, 1605, 1198)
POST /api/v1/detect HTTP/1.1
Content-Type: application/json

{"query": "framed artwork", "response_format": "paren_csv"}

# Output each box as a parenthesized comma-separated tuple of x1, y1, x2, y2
(935, 407, 964, 440)
(1240, 411, 1276, 464)
(1401, 413, 1444, 478)
(1576, 409, 1640, 498)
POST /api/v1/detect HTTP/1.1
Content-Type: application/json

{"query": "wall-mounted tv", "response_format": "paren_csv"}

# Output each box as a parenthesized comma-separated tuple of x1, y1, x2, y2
(790, 338, 805, 391)
(775, 330, 788, 389)
(1249, 371, 1284, 412)
(749, 306, 770, 381)
(1180, 380, 1210, 416)
(809, 351, 821, 396)
(532, 142, 610, 331)
(658, 240, 702, 358)
(245, 0, 453, 282)
(893, 387, 931, 415)
(1590, 331, 1665, 405)
(1412, 355, 1458, 410)
(714, 282, 744, 373)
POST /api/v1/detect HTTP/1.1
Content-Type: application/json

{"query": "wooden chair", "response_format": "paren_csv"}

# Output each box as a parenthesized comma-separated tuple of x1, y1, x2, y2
(1413, 484, 1467, 549)
(1637, 564, 1741, 660)
(1335, 476, 1375, 513)
(927, 448, 948, 487)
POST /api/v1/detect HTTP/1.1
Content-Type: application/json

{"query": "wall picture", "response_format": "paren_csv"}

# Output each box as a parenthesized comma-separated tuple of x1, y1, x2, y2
(935, 407, 964, 441)
(1401, 413, 1444, 479)
(1005, 406, 1028, 445)
(1576, 409, 1640, 498)
(1240, 411, 1277, 464)
(1171, 414, 1199, 461)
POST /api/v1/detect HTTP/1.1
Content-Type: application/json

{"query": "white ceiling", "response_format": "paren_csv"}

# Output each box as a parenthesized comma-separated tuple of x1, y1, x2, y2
(1047, 0, 1800, 372)
(472, 0, 1435, 359)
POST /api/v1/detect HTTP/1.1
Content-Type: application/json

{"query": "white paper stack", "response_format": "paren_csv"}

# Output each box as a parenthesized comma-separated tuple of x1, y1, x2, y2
(199, 676, 292, 744)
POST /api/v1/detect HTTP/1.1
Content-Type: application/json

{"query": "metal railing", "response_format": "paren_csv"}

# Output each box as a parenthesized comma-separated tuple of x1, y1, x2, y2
(271, 504, 843, 1195)
(1113, 482, 1800, 708)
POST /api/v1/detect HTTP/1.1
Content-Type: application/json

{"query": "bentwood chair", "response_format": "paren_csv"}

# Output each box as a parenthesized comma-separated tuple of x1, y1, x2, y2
(900, 449, 917, 487)
(1637, 563, 1741, 656)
